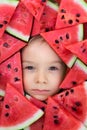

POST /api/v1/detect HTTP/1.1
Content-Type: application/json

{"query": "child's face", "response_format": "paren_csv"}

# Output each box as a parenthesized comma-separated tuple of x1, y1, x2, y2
(22, 37, 66, 101)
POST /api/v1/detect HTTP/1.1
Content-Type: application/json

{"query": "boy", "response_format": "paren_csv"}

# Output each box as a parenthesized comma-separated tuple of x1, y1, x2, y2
(22, 35, 66, 101)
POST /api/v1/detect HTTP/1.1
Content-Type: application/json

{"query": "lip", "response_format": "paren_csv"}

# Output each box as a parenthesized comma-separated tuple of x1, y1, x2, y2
(31, 89, 50, 95)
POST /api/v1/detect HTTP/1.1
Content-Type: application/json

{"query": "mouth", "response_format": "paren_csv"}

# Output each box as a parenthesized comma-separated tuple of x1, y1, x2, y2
(31, 89, 50, 95)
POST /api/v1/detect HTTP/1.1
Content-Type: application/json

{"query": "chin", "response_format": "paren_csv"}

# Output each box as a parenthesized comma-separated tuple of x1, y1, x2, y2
(33, 95, 48, 101)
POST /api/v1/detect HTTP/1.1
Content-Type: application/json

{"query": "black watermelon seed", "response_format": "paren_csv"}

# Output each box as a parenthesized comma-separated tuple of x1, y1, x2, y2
(3, 42, 10, 48)
(71, 106, 77, 111)
(0, 24, 3, 28)
(5, 104, 10, 109)
(76, 13, 80, 17)
(55, 39, 59, 44)
(5, 113, 9, 117)
(14, 77, 20, 82)
(3, 20, 8, 24)
(0, 96, 4, 101)
(66, 33, 69, 39)
(53, 115, 58, 118)
(65, 91, 69, 96)
(41, 107, 45, 111)
(61, 9, 66, 13)
(68, 19, 73, 24)
(60, 36, 63, 40)
(76, 19, 79, 23)
(70, 89, 74, 93)
(7, 64, 11, 69)
(45, 28, 50, 32)
(61, 15, 65, 19)
(82, 48, 86, 53)
(53, 106, 58, 109)
(72, 81, 77, 85)
(14, 68, 18, 72)
(75, 101, 81, 107)
(54, 119, 59, 124)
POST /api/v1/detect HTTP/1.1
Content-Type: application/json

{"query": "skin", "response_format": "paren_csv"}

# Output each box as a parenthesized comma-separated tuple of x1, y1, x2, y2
(22, 36, 66, 101)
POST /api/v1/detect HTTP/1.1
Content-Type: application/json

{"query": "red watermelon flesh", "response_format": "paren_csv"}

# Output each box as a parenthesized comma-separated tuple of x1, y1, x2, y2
(55, 0, 87, 29)
(60, 59, 87, 89)
(0, 83, 44, 130)
(65, 39, 87, 65)
(0, 32, 26, 64)
(0, 0, 19, 38)
(53, 81, 87, 127)
(41, 24, 83, 67)
(0, 52, 24, 94)
(21, 0, 46, 21)
(6, 1, 33, 42)
(43, 97, 86, 130)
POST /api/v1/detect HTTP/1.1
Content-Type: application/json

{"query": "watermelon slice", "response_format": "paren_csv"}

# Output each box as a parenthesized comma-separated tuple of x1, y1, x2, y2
(43, 97, 86, 130)
(60, 59, 87, 89)
(0, 32, 26, 64)
(65, 39, 87, 65)
(0, 0, 19, 38)
(21, 0, 46, 21)
(0, 83, 44, 130)
(6, 1, 33, 42)
(56, 0, 87, 29)
(41, 24, 83, 67)
(0, 52, 24, 94)
(53, 81, 87, 127)
(0, 95, 4, 118)
(31, 0, 58, 36)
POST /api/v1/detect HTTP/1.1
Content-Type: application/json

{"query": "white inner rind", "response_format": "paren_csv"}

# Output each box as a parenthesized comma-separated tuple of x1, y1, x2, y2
(0, 110, 44, 130)
(0, 0, 19, 6)
(75, 59, 87, 73)
(6, 26, 29, 42)
(78, 24, 84, 41)
(74, 0, 87, 12)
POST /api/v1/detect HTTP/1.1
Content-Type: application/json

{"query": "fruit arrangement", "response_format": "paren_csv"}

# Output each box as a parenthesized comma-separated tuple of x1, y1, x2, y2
(0, 0, 87, 130)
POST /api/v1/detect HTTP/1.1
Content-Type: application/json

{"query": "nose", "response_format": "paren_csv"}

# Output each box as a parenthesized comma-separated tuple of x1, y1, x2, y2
(35, 70, 47, 84)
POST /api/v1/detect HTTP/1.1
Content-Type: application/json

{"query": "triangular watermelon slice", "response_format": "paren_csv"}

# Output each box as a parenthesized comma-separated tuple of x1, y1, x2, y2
(0, 32, 26, 64)
(41, 24, 83, 67)
(0, 52, 24, 94)
(65, 39, 87, 65)
(0, 0, 19, 38)
(21, 0, 46, 21)
(53, 81, 87, 127)
(43, 97, 86, 130)
(0, 83, 44, 130)
(55, 0, 87, 29)
(6, 1, 33, 42)
(60, 59, 87, 89)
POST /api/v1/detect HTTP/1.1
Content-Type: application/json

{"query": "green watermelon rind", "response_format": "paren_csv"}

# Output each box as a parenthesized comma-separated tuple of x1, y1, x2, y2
(0, 0, 19, 6)
(6, 26, 29, 42)
(75, 0, 87, 12)
(75, 59, 87, 73)
(0, 110, 44, 130)
(47, 0, 59, 11)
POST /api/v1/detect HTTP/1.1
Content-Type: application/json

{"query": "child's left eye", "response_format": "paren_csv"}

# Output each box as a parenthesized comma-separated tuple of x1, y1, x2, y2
(49, 66, 58, 71)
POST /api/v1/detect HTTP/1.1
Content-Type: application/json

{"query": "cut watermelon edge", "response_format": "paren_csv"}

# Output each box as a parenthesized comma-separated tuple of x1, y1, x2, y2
(0, 109, 44, 130)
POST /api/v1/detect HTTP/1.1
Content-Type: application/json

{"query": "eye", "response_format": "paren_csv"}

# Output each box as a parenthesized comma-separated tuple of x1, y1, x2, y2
(25, 66, 35, 70)
(49, 66, 59, 71)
